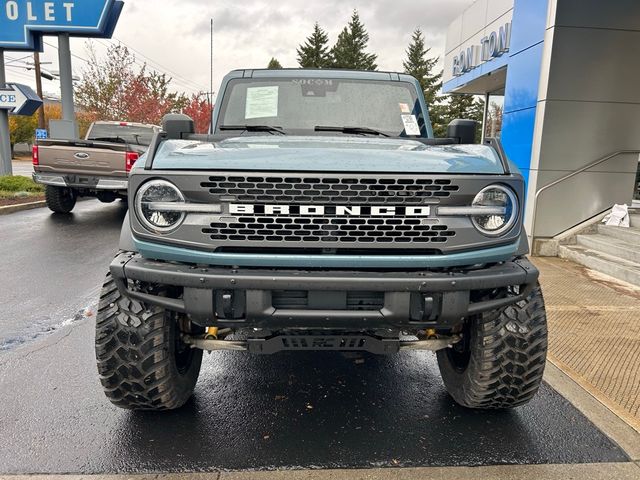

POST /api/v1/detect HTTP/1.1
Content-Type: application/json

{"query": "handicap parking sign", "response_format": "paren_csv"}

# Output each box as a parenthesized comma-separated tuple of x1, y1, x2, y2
(35, 129, 48, 140)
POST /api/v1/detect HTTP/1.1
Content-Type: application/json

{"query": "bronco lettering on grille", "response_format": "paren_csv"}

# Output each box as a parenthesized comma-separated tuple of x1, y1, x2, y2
(229, 204, 431, 216)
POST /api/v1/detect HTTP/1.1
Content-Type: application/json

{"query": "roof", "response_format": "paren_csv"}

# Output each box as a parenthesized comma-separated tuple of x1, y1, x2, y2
(227, 68, 419, 83)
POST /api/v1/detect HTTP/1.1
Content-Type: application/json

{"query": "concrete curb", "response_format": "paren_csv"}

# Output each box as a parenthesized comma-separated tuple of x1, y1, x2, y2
(544, 362, 640, 461)
(1, 462, 640, 480)
(0, 200, 46, 216)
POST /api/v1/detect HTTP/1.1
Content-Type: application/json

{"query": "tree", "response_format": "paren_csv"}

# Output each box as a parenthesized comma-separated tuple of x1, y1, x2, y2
(8, 114, 38, 156)
(485, 102, 503, 138)
(297, 22, 331, 68)
(267, 57, 283, 69)
(402, 29, 446, 137)
(183, 94, 214, 134)
(330, 10, 377, 70)
(123, 68, 188, 125)
(403, 29, 442, 106)
(75, 42, 187, 125)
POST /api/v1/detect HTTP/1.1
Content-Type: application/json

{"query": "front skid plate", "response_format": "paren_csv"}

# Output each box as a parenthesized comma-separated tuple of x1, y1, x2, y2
(249, 335, 397, 355)
(223, 334, 460, 355)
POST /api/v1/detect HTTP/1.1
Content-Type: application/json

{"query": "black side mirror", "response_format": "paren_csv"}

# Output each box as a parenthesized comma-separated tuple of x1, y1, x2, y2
(162, 114, 195, 140)
(447, 119, 477, 144)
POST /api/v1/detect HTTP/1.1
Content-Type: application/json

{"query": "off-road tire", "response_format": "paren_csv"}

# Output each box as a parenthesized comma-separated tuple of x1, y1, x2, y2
(45, 185, 76, 213)
(95, 273, 202, 410)
(436, 284, 547, 409)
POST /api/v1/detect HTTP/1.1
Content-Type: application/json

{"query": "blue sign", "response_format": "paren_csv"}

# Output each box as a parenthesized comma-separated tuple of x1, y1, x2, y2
(0, 83, 42, 116)
(0, 0, 124, 51)
(35, 128, 48, 139)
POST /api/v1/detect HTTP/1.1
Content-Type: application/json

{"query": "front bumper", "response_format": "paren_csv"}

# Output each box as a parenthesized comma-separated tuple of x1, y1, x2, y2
(110, 252, 539, 329)
(33, 173, 128, 191)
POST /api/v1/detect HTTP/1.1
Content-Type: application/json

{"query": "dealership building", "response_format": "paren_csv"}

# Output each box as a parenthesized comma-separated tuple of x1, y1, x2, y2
(443, 0, 640, 252)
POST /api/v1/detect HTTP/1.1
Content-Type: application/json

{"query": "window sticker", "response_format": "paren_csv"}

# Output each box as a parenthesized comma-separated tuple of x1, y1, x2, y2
(401, 114, 421, 136)
(399, 102, 411, 114)
(245, 86, 279, 119)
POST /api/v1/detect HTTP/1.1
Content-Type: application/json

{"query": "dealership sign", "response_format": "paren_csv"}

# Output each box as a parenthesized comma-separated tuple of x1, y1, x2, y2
(452, 22, 511, 77)
(0, 0, 124, 50)
(0, 83, 42, 115)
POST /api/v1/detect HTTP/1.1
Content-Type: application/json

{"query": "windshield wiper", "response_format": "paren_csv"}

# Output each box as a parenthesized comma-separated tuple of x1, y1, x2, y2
(314, 126, 390, 137)
(220, 124, 286, 135)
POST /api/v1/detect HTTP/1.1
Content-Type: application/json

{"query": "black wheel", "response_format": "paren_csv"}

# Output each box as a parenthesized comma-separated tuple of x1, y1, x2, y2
(95, 272, 202, 410)
(96, 192, 117, 203)
(436, 284, 548, 409)
(45, 185, 76, 213)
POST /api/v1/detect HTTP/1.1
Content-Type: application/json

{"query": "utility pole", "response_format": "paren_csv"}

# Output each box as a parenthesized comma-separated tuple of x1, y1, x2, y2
(33, 51, 46, 130)
(0, 49, 12, 176)
(210, 18, 214, 108)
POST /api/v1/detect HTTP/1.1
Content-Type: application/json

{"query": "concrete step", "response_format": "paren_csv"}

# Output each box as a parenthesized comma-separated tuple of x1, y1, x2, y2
(597, 224, 640, 244)
(630, 213, 640, 228)
(576, 233, 640, 264)
(558, 244, 640, 286)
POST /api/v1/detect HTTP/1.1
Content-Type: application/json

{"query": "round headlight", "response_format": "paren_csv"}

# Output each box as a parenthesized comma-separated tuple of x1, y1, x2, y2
(471, 185, 518, 236)
(135, 179, 185, 233)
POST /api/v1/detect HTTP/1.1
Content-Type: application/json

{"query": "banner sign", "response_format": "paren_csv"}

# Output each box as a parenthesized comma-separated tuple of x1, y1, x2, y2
(0, 0, 124, 51)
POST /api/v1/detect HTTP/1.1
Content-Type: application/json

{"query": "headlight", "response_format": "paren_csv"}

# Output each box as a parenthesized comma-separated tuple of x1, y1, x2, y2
(135, 179, 185, 233)
(471, 185, 518, 236)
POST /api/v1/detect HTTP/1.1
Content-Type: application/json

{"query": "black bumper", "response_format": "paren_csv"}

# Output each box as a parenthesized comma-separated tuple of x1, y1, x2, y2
(110, 252, 539, 329)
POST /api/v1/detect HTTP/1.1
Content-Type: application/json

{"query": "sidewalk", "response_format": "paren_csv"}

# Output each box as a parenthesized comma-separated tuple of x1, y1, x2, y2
(534, 256, 640, 432)
(11, 159, 33, 178)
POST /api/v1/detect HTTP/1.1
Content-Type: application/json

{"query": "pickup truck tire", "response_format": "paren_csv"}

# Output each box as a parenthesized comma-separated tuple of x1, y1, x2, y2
(436, 285, 547, 409)
(45, 186, 76, 213)
(95, 273, 202, 410)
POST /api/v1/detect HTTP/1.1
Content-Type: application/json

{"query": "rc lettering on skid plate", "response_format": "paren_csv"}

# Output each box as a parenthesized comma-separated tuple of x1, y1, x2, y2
(229, 204, 431, 216)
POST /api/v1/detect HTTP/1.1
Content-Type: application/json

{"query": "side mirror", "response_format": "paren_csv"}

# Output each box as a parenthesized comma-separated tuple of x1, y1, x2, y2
(162, 114, 194, 140)
(447, 119, 477, 144)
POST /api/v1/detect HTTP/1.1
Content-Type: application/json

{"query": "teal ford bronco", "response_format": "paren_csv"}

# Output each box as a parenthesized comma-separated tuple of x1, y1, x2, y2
(96, 69, 547, 411)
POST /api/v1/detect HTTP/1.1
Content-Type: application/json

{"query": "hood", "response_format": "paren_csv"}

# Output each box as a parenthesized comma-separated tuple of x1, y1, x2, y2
(149, 135, 505, 174)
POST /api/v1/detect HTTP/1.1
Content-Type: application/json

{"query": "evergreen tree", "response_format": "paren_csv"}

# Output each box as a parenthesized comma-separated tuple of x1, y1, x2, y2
(402, 29, 442, 106)
(402, 29, 445, 136)
(330, 10, 377, 70)
(297, 22, 331, 68)
(267, 57, 283, 69)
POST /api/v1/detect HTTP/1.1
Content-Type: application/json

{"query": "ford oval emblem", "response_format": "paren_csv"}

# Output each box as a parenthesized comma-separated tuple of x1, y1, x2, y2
(74, 152, 90, 160)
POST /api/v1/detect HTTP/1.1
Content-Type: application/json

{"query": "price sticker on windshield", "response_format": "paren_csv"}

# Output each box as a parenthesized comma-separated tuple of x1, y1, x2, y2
(401, 114, 421, 136)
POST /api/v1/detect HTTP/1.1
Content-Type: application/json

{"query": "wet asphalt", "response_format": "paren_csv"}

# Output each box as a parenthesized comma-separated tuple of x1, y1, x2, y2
(0, 202, 631, 473)
(0, 199, 126, 351)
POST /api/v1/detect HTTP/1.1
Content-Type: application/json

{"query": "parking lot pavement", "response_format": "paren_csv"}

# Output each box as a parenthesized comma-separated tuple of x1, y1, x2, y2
(0, 199, 126, 351)
(0, 315, 631, 474)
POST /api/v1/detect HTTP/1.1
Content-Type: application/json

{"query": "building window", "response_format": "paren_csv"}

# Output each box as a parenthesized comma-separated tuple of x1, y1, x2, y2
(483, 93, 504, 139)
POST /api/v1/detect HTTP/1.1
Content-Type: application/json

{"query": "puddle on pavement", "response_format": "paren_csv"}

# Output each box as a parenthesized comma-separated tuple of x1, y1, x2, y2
(0, 304, 96, 353)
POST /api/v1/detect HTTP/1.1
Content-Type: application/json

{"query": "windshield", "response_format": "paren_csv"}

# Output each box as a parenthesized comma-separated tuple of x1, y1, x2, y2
(87, 123, 156, 146)
(217, 77, 428, 137)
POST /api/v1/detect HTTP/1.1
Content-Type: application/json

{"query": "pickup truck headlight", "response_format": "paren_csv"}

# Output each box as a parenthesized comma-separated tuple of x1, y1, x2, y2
(471, 185, 518, 236)
(135, 179, 185, 233)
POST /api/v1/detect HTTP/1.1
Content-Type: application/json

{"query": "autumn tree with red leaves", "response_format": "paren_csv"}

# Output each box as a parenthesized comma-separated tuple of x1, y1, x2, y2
(183, 94, 214, 133)
(75, 43, 188, 125)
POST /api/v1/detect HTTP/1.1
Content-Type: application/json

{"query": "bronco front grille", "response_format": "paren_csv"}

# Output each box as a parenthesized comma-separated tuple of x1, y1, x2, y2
(200, 175, 459, 204)
(199, 175, 460, 246)
(203, 216, 455, 244)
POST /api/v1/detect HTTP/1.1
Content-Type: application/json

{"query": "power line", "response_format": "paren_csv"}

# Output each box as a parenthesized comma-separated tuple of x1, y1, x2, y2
(43, 41, 90, 64)
(111, 36, 208, 92)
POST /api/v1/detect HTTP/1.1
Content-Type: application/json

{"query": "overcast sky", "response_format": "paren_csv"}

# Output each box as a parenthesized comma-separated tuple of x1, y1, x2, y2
(4, 0, 473, 100)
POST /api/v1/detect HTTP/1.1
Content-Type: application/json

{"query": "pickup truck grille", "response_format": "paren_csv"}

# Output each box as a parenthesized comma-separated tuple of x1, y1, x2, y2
(200, 175, 459, 204)
(199, 175, 460, 246)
